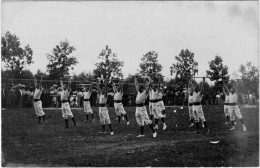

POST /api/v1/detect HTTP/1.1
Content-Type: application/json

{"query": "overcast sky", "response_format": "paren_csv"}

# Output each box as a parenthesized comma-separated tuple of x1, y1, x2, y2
(1, 1, 259, 81)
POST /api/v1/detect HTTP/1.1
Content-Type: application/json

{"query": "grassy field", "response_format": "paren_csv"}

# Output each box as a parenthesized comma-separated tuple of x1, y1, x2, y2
(2, 105, 259, 167)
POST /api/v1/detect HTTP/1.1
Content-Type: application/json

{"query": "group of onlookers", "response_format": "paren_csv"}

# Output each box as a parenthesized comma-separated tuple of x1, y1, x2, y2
(1, 84, 34, 109)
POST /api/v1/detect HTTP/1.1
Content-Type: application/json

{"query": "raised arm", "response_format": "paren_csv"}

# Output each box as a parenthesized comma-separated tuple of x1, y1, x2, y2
(97, 79, 101, 93)
(40, 76, 43, 90)
(200, 77, 205, 95)
(81, 81, 85, 90)
(68, 77, 72, 93)
(120, 82, 123, 93)
(201, 84, 204, 95)
(112, 82, 116, 93)
(60, 79, 64, 88)
(89, 83, 93, 93)
(104, 80, 108, 98)
(223, 82, 230, 95)
(135, 75, 139, 93)
(235, 80, 238, 93)
(145, 76, 151, 93)
(188, 79, 193, 91)
(34, 76, 37, 88)
(222, 85, 226, 95)
(158, 78, 161, 92)
(188, 80, 191, 93)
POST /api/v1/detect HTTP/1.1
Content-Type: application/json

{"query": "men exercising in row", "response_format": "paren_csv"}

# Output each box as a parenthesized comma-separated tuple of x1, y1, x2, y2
(37, 76, 247, 137)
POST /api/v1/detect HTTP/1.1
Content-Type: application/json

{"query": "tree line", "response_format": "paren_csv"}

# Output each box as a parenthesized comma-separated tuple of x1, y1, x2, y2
(1, 31, 259, 97)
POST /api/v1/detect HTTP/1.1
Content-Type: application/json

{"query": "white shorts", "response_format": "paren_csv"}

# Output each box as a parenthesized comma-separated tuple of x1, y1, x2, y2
(114, 103, 126, 116)
(99, 107, 111, 125)
(34, 101, 45, 117)
(152, 102, 164, 119)
(229, 105, 242, 121)
(188, 105, 194, 119)
(159, 100, 165, 111)
(149, 102, 153, 115)
(135, 106, 152, 126)
(224, 105, 229, 116)
(193, 105, 206, 122)
(62, 102, 74, 119)
(83, 101, 93, 114)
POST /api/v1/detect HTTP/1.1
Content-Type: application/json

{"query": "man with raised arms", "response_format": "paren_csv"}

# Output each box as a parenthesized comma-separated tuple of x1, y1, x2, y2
(151, 81, 167, 131)
(223, 82, 246, 131)
(158, 88, 166, 118)
(97, 79, 114, 135)
(112, 81, 130, 125)
(135, 75, 157, 138)
(192, 78, 209, 134)
(82, 83, 95, 122)
(222, 84, 231, 125)
(59, 78, 76, 128)
(33, 76, 46, 124)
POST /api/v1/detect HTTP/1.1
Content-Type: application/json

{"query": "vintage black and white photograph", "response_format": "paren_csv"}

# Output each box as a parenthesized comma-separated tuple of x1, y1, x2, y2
(1, 0, 259, 167)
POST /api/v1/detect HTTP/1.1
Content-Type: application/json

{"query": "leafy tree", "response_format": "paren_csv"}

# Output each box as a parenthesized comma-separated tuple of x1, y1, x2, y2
(139, 51, 163, 81)
(124, 74, 137, 83)
(198, 80, 210, 92)
(1, 69, 14, 79)
(78, 71, 94, 79)
(167, 79, 181, 92)
(171, 49, 195, 86)
(238, 62, 259, 97)
(35, 69, 48, 78)
(1, 68, 33, 79)
(72, 71, 94, 81)
(20, 69, 34, 79)
(1, 31, 33, 77)
(46, 39, 78, 79)
(206, 56, 229, 92)
(93, 45, 124, 81)
(119, 73, 137, 94)
(206, 56, 229, 84)
(2, 69, 34, 89)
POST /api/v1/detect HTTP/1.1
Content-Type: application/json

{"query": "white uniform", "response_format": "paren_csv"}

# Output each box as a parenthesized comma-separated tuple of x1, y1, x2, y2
(135, 91, 152, 126)
(228, 93, 242, 120)
(83, 91, 93, 114)
(224, 94, 230, 116)
(192, 92, 206, 122)
(149, 90, 154, 115)
(61, 90, 74, 119)
(151, 89, 164, 119)
(114, 91, 126, 116)
(99, 94, 111, 125)
(188, 95, 194, 120)
(33, 88, 45, 117)
(159, 92, 165, 111)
